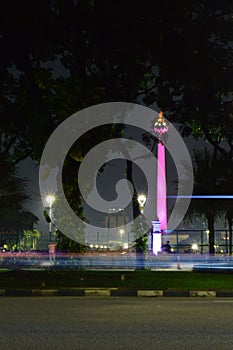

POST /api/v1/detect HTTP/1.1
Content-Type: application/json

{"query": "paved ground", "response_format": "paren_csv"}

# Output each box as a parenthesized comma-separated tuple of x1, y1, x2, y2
(0, 297, 233, 350)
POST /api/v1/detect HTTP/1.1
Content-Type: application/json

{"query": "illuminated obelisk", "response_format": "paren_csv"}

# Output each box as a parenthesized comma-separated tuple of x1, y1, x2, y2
(154, 111, 168, 231)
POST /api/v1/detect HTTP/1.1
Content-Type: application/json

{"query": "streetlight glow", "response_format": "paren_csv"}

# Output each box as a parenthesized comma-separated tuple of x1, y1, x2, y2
(137, 194, 146, 206)
(46, 195, 55, 207)
(191, 243, 198, 251)
(137, 194, 147, 214)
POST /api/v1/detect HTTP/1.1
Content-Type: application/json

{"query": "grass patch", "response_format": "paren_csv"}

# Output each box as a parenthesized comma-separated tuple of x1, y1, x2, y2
(0, 270, 233, 290)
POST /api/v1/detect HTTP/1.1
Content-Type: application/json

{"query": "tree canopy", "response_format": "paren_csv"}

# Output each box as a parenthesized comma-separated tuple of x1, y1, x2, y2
(1, 1, 233, 251)
(0, 154, 38, 231)
(0, 0, 232, 163)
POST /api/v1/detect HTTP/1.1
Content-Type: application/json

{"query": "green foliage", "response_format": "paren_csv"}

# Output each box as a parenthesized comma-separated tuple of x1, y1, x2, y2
(134, 234, 148, 253)
(55, 229, 86, 253)
(21, 229, 41, 250)
(0, 155, 38, 230)
(0, 0, 232, 164)
(1, 0, 233, 253)
(131, 214, 150, 252)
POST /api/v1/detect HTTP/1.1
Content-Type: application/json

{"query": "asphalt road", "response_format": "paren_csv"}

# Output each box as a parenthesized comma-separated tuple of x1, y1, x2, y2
(0, 297, 233, 350)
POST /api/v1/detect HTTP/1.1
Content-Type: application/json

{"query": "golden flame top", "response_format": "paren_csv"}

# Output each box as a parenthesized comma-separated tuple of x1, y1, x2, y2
(157, 111, 165, 123)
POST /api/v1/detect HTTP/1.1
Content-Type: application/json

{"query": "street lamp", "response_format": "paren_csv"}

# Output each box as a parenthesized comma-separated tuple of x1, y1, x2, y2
(136, 194, 147, 269)
(137, 194, 147, 238)
(46, 195, 55, 242)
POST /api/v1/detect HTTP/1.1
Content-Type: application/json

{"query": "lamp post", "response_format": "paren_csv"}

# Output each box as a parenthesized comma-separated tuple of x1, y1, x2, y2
(136, 194, 147, 269)
(137, 194, 147, 239)
(46, 195, 55, 242)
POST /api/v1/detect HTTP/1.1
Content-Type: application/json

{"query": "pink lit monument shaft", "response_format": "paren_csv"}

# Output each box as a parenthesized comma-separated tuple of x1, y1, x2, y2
(154, 111, 168, 231)
(157, 142, 167, 230)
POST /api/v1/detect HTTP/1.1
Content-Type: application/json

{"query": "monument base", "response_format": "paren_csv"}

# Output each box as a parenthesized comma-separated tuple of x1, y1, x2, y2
(151, 220, 162, 255)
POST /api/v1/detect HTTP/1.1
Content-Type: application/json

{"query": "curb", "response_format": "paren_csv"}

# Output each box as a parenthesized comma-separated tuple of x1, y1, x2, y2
(1, 288, 233, 297)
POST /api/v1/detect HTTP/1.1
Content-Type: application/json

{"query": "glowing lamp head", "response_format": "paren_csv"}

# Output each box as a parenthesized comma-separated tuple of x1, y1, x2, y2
(137, 194, 147, 207)
(46, 195, 55, 207)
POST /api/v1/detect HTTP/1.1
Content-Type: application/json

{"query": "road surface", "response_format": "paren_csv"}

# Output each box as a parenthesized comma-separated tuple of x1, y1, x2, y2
(0, 297, 233, 350)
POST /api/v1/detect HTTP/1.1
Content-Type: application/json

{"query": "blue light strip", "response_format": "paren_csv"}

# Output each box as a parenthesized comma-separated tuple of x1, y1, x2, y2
(167, 195, 233, 199)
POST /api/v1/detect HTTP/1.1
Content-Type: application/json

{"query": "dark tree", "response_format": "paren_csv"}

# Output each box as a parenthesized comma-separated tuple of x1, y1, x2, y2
(1, 1, 232, 251)
(1, 0, 232, 162)
(0, 155, 38, 231)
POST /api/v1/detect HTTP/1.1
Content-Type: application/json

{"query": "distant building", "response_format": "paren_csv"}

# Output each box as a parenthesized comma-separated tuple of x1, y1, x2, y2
(105, 209, 129, 247)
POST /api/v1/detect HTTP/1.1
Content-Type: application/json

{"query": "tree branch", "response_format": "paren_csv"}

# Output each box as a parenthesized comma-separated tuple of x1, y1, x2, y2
(133, 83, 157, 100)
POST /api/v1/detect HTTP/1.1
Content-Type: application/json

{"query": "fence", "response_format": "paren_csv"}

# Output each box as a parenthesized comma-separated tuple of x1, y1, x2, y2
(0, 230, 49, 251)
(0, 230, 21, 250)
(0, 229, 232, 254)
(163, 230, 231, 254)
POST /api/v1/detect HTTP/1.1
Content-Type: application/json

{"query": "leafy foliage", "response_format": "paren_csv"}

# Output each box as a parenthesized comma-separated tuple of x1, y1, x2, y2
(21, 229, 41, 250)
(132, 214, 150, 252)
(1, 1, 232, 251)
(134, 234, 148, 253)
(0, 155, 38, 230)
(55, 229, 86, 253)
(183, 148, 233, 253)
(0, 0, 232, 163)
